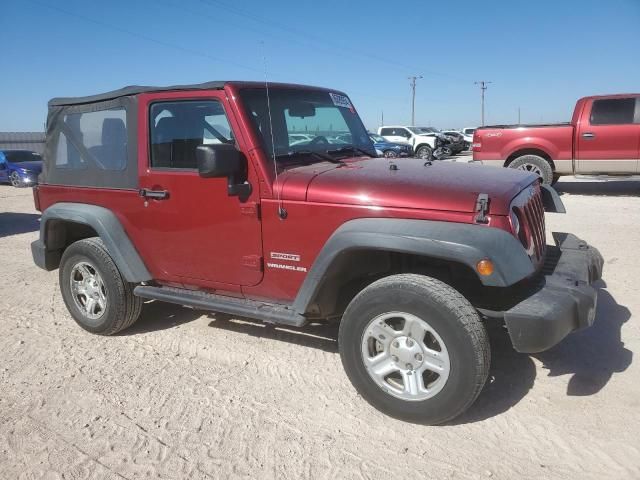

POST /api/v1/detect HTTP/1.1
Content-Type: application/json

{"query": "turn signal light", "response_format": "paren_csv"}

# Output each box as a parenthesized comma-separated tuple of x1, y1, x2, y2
(476, 259, 494, 276)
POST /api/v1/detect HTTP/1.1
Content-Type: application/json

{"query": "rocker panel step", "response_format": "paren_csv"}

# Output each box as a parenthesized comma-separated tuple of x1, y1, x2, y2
(134, 285, 307, 327)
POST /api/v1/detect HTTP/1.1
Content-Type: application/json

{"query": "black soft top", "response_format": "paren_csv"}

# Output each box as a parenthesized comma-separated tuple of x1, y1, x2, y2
(48, 80, 337, 107)
(48, 81, 227, 107)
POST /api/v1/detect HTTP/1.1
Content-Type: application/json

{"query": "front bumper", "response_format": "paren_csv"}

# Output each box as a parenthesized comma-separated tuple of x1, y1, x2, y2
(503, 233, 603, 353)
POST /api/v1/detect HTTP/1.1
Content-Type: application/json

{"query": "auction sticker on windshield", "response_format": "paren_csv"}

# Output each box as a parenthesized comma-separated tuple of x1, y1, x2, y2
(329, 92, 353, 109)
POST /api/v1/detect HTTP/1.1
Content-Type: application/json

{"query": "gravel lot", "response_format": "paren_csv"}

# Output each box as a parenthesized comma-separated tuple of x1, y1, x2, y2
(1, 176, 639, 479)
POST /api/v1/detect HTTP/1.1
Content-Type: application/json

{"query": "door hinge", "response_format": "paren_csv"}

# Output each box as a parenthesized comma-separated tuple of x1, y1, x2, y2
(240, 202, 261, 219)
(242, 255, 263, 271)
(474, 193, 490, 224)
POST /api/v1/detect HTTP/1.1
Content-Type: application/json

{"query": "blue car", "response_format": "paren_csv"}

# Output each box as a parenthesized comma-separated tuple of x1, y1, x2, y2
(0, 150, 43, 187)
(368, 134, 412, 158)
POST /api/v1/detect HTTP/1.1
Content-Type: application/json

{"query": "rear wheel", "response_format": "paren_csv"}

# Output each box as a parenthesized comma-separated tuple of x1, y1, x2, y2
(59, 237, 142, 335)
(415, 145, 432, 160)
(339, 274, 490, 425)
(508, 154, 553, 185)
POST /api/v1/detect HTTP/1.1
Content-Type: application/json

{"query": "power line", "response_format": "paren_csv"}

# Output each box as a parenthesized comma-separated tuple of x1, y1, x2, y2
(409, 76, 423, 125)
(28, 0, 262, 74)
(474, 81, 492, 126)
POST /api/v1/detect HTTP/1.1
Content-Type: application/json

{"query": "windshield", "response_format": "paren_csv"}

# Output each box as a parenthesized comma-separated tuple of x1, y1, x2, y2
(3, 151, 42, 163)
(369, 134, 386, 142)
(464, 128, 475, 135)
(239, 88, 375, 164)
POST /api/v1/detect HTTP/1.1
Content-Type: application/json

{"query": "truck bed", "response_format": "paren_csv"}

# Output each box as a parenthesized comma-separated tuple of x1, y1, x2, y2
(478, 122, 571, 130)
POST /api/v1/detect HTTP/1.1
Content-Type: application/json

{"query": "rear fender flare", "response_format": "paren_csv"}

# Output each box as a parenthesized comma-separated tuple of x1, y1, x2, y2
(39, 202, 151, 282)
(292, 218, 534, 315)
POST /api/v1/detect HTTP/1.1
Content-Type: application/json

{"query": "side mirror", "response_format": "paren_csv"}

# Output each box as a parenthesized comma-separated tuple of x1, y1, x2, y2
(196, 144, 251, 199)
(196, 143, 241, 178)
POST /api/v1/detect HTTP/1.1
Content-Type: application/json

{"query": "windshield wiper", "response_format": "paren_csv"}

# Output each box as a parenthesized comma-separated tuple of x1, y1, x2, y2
(275, 150, 344, 164)
(326, 146, 375, 158)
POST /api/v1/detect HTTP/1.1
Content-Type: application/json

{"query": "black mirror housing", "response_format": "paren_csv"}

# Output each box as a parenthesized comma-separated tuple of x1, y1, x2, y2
(196, 144, 242, 178)
(196, 144, 251, 199)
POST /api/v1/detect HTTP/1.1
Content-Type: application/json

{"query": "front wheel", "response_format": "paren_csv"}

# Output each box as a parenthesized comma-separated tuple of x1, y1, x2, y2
(339, 274, 490, 425)
(508, 154, 554, 185)
(415, 145, 432, 160)
(383, 150, 399, 158)
(10, 171, 23, 187)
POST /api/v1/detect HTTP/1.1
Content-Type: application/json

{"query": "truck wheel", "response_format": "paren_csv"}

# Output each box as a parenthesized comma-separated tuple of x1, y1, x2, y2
(508, 155, 553, 185)
(339, 274, 490, 425)
(415, 145, 432, 160)
(59, 237, 143, 335)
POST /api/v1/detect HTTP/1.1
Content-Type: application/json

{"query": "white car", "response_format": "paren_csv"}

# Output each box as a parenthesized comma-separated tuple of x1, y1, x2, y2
(377, 126, 440, 159)
(461, 127, 476, 144)
(288, 133, 316, 146)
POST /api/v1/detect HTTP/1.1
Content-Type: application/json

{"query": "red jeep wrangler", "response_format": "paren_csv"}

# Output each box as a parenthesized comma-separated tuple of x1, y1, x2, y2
(32, 81, 603, 424)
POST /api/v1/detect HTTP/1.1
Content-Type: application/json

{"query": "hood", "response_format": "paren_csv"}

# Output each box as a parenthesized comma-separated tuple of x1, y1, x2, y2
(12, 160, 42, 172)
(276, 157, 537, 215)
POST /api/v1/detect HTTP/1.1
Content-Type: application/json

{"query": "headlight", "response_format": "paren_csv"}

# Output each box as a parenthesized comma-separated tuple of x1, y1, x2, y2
(510, 210, 520, 235)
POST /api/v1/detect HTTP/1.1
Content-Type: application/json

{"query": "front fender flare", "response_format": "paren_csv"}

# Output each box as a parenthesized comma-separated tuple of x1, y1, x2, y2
(37, 202, 151, 283)
(292, 218, 534, 314)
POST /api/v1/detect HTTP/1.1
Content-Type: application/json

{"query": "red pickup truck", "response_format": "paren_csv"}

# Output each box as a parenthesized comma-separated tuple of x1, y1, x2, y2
(472, 94, 640, 184)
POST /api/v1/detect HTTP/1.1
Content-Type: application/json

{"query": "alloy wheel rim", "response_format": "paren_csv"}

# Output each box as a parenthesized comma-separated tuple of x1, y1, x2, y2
(10, 172, 21, 187)
(360, 312, 451, 401)
(70, 261, 107, 319)
(518, 163, 543, 176)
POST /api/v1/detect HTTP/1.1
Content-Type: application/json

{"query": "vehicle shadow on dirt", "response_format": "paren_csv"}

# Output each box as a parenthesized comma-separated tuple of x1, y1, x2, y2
(206, 314, 340, 354)
(124, 283, 631, 424)
(0, 212, 40, 238)
(555, 179, 639, 197)
(454, 282, 632, 424)
(116, 300, 204, 335)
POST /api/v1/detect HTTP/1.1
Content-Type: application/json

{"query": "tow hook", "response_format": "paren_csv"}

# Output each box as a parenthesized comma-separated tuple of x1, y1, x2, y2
(474, 193, 490, 224)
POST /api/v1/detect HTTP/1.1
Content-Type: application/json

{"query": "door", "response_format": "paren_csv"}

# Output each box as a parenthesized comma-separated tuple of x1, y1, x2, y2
(576, 97, 640, 174)
(380, 127, 412, 146)
(135, 92, 263, 288)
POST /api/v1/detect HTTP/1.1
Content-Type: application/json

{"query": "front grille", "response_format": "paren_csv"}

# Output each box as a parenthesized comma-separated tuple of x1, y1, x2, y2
(520, 188, 546, 261)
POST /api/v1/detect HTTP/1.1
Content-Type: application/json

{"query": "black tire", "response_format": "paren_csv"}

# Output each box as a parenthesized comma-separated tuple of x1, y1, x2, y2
(383, 150, 399, 158)
(508, 154, 554, 185)
(59, 237, 143, 335)
(415, 145, 432, 160)
(551, 174, 560, 186)
(339, 274, 490, 425)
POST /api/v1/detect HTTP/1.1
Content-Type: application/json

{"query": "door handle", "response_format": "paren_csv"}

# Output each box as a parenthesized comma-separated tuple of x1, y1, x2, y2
(139, 188, 169, 200)
(582, 132, 596, 139)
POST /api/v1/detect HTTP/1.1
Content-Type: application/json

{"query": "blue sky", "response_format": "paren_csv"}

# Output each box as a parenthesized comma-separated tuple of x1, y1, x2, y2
(1, 0, 639, 131)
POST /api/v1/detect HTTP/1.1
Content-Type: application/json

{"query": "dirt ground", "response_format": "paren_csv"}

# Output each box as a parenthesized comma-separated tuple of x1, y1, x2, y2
(1, 176, 639, 480)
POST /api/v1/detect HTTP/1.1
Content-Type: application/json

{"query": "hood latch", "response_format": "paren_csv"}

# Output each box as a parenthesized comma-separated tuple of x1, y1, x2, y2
(474, 193, 490, 224)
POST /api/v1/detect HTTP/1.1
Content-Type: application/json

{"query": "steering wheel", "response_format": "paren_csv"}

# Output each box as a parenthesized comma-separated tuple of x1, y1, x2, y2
(309, 135, 329, 145)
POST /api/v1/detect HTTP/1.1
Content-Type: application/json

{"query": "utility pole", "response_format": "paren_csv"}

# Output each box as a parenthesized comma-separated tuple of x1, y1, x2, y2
(474, 80, 492, 126)
(518, 107, 521, 124)
(409, 75, 422, 125)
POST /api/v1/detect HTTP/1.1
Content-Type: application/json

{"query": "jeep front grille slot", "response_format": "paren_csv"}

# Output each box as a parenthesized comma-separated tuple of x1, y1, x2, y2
(521, 189, 546, 261)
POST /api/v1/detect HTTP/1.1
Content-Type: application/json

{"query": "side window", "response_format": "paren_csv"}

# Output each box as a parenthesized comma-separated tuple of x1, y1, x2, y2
(400, 128, 411, 138)
(58, 108, 127, 170)
(590, 98, 636, 125)
(380, 128, 393, 136)
(150, 100, 233, 169)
